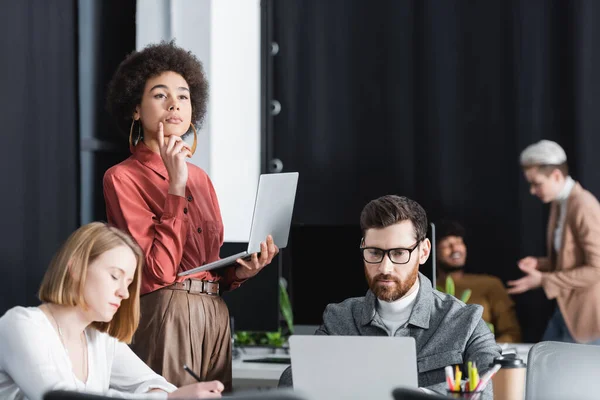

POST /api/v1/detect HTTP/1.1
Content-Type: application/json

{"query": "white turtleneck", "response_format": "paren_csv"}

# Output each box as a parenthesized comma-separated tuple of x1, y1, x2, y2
(376, 279, 420, 336)
(554, 176, 575, 252)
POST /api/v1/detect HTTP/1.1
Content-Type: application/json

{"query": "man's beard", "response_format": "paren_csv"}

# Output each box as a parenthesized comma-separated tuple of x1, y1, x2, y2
(366, 265, 419, 302)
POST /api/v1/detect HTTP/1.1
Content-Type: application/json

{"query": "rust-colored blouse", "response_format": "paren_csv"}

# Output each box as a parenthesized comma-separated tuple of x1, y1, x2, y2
(103, 142, 244, 295)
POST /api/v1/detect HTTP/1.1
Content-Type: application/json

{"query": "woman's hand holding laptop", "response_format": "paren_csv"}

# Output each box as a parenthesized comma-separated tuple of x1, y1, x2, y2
(234, 235, 279, 279)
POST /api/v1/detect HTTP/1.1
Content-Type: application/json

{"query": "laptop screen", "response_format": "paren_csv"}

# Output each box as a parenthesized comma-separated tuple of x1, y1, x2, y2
(289, 335, 418, 400)
(247, 172, 299, 253)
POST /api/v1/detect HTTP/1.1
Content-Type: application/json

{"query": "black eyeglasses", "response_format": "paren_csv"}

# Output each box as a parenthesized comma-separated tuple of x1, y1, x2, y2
(360, 240, 422, 265)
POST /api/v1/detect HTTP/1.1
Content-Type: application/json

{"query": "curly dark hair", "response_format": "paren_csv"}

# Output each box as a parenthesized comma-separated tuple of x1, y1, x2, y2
(106, 40, 209, 135)
(434, 219, 466, 243)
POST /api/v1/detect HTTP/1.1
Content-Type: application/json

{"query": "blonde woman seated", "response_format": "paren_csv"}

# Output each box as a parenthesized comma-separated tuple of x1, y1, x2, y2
(0, 222, 223, 399)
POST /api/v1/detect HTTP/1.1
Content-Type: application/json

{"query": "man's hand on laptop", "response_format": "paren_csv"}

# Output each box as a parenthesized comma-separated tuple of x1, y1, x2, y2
(234, 235, 279, 279)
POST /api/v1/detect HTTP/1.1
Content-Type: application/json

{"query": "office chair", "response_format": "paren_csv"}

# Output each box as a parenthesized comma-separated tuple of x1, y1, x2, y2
(526, 341, 600, 400)
(392, 387, 449, 400)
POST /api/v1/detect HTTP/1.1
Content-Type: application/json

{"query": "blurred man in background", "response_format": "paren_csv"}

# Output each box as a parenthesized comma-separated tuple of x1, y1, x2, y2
(436, 219, 522, 343)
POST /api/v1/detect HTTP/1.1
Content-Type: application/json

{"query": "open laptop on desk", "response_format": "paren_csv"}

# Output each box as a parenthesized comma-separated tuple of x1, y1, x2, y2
(289, 335, 418, 400)
(179, 172, 299, 276)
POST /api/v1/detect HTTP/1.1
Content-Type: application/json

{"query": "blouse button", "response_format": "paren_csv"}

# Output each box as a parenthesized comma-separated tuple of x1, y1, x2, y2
(197, 227, 203, 233)
(187, 195, 193, 202)
(183, 207, 188, 214)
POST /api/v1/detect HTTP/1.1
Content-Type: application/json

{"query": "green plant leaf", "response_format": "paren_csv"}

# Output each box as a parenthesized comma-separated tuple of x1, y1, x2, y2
(445, 276, 455, 296)
(460, 289, 472, 303)
(279, 278, 294, 334)
(234, 331, 252, 345)
(486, 322, 495, 334)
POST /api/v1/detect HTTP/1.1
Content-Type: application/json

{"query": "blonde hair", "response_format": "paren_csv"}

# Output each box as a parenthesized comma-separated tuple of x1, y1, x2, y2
(38, 222, 143, 343)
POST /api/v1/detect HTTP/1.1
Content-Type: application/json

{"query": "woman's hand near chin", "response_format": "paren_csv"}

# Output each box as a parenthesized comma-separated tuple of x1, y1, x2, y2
(157, 121, 191, 197)
(167, 381, 224, 399)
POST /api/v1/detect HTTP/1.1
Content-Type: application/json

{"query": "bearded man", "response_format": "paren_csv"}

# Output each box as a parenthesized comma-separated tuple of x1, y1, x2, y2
(278, 195, 500, 398)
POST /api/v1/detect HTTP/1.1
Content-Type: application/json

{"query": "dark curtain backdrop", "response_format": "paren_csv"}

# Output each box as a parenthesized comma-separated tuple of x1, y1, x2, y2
(0, 0, 79, 313)
(271, 0, 600, 342)
(79, 0, 136, 225)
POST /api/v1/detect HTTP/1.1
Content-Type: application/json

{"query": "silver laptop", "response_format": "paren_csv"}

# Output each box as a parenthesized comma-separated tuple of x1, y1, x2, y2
(178, 172, 299, 276)
(289, 335, 418, 400)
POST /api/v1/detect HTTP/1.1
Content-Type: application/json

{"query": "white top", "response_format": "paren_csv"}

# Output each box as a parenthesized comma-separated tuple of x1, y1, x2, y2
(0, 307, 177, 400)
(554, 176, 575, 252)
(376, 279, 420, 336)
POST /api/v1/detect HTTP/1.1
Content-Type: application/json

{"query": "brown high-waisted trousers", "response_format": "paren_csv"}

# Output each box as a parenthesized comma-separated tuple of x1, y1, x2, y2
(131, 286, 232, 391)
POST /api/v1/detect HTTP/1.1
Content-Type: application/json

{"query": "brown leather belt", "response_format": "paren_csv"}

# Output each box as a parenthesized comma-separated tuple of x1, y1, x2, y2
(167, 279, 219, 295)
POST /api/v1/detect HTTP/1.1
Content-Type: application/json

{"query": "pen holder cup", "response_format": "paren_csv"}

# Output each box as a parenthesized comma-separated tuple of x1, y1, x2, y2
(446, 390, 483, 399)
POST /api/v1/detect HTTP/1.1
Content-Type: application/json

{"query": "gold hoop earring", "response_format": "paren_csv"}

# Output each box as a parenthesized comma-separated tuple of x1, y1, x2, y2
(188, 123, 197, 157)
(129, 119, 141, 153)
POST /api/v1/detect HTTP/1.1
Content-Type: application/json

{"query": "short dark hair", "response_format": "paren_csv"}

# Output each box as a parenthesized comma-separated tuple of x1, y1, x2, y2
(434, 219, 466, 243)
(106, 40, 209, 136)
(360, 195, 428, 241)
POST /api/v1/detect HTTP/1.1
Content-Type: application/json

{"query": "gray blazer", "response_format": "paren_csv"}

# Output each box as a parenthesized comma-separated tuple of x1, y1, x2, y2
(279, 273, 501, 399)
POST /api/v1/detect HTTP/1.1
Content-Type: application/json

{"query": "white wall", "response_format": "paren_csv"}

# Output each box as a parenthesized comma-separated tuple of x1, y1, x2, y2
(136, 0, 261, 242)
(136, 0, 212, 174)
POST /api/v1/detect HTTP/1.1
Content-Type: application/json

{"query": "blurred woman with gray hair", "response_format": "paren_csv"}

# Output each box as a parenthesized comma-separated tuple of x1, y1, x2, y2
(508, 139, 600, 344)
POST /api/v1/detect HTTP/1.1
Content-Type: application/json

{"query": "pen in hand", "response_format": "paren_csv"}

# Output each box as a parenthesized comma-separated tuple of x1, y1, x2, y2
(183, 364, 202, 382)
(183, 364, 224, 395)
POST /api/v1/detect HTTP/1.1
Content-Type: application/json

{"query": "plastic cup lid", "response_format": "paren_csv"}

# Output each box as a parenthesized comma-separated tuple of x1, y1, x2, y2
(491, 355, 526, 368)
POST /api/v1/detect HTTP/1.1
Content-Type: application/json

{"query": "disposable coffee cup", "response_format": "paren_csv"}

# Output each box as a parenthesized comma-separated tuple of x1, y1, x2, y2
(490, 355, 526, 400)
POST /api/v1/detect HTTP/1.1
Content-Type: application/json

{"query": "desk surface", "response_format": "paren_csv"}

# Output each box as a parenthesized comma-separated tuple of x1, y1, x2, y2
(231, 342, 535, 390)
(233, 351, 290, 381)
